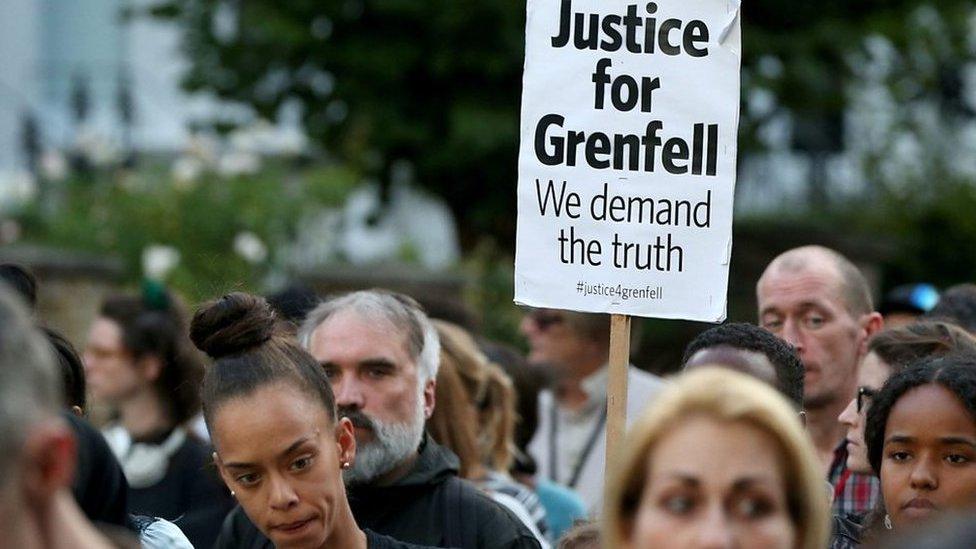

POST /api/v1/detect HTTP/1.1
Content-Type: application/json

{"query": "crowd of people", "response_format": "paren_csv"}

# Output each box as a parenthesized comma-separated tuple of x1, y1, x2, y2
(3, 243, 976, 548)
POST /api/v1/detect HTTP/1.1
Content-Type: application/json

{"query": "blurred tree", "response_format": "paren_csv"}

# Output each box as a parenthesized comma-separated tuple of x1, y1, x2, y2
(150, 0, 525, 247)
(151, 0, 973, 248)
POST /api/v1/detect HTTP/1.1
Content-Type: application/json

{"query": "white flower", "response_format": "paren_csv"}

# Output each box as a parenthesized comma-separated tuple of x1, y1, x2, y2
(276, 126, 309, 156)
(0, 171, 37, 210)
(217, 151, 261, 177)
(74, 127, 121, 167)
(234, 231, 268, 264)
(185, 133, 220, 166)
(40, 150, 68, 181)
(142, 245, 180, 281)
(171, 156, 204, 189)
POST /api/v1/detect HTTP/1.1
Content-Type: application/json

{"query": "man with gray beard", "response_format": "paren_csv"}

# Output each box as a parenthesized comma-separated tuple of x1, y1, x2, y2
(216, 290, 541, 549)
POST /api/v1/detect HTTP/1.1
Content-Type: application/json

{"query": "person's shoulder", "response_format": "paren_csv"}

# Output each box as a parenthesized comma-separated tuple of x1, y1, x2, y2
(450, 478, 542, 548)
(535, 479, 587, 515)
(365, 529, 443, 549)
(134, 516, 195, 549)
(214, 505, 273, 549)
(628, 367, 666, 393)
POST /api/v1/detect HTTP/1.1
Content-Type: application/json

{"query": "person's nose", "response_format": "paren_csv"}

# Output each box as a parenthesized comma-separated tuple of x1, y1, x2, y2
(267, 473, 299, 511)
(693, 505, 736, 549)
(333, 376, 366, 410)
(909, 455, 938, 492)
(780, 318, 805, 353)
(838, 397, 858, 427)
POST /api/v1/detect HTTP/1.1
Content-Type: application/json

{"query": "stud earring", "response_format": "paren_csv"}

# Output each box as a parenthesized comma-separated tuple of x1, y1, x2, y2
(341, 461, 351, 469)
(231, 490, 236, 497)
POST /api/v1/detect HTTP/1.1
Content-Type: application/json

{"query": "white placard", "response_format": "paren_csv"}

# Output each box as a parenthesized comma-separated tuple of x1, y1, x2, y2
(514, 0, 741, 322)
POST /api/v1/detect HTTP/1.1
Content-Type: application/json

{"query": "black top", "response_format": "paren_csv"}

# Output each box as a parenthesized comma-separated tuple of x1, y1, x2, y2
(366, 529, 442, 549)
(67, 412, 129, 528)
(216, 436, 542, 549)
(126, 430, 234, 548)
(830, 513, 863, 549)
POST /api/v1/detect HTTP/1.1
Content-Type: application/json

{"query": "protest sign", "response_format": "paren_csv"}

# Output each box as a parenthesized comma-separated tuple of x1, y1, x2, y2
(515, 0, 741, 323)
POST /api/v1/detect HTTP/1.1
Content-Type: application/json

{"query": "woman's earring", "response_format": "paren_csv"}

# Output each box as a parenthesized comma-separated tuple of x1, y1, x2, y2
(231, 490, 236, 498)
(884, 514, 893, 530)
(341, 461, 351, 469)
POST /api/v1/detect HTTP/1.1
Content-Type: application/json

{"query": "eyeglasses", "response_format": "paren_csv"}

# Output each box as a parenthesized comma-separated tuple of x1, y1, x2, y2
(856, 386, 877, 413)
(526, 310, 565, 331)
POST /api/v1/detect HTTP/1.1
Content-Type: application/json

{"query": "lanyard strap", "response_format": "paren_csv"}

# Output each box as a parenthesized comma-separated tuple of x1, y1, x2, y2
(549, 401, 609, 489)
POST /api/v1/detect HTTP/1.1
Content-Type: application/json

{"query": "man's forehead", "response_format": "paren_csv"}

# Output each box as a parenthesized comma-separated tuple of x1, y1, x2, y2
(310, 310, 411, 358)
(758, 262, 847, 310)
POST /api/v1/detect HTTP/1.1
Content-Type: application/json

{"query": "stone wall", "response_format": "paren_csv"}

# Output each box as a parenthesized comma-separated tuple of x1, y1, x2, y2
(0, 245, 124, 348)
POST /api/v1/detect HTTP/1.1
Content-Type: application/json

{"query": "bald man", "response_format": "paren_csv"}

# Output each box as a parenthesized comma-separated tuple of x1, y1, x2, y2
(757, 245, 883, 517)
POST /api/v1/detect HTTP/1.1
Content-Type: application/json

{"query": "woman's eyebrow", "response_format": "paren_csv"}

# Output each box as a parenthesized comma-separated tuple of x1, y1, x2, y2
(885, 434, 915, 445)
(939, 436, 976, 448)
(223, 436, 311, 469)
(730, 476, 775, 491)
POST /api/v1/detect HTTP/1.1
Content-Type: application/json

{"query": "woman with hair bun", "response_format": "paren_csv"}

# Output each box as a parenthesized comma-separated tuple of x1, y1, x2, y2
(192, 292, 439, 549)
(84, 285, 232, 547)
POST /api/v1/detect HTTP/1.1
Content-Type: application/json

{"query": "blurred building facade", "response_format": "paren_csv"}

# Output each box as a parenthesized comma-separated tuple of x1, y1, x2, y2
(0, 0, 193, 176)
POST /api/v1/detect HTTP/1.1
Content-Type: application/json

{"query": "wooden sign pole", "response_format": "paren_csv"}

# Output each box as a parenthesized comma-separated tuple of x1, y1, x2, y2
(605, 313, 631, 472)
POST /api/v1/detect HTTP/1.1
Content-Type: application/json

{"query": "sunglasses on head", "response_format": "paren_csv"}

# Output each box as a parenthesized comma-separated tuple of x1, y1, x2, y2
(857, 386, 876, 413)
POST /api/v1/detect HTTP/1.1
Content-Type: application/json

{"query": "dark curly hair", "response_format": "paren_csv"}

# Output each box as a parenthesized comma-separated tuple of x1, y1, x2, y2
(100, 289, 204, 425)
(865, 353, 976, 475)
(681, 322, 804, 409)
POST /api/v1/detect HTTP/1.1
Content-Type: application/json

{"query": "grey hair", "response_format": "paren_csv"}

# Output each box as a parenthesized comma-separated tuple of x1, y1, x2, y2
(298, 290, 440, 382)
(0, 287, 60, 480)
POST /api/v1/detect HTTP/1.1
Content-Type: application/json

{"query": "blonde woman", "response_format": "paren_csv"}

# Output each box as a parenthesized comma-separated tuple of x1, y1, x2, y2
(605, 367, 829, 549)
(428, 320, 550, 544)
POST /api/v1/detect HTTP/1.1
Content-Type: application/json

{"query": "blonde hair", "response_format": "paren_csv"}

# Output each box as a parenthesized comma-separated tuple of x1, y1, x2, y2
(604, 367, 829, 549)
(431, 320, 517, 472)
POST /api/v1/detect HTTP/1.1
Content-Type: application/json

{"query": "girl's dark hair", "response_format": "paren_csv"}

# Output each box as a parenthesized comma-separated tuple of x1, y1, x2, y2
(865, 353, 976, 475)
(189, 292, 336, 434)
(868, 321, 976, 373)
(100, 288, 203, 425)
(42, 327, 87, 411)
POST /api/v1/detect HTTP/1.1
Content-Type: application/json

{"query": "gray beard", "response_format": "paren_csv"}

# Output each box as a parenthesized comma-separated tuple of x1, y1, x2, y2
(343, 397, 426, 486)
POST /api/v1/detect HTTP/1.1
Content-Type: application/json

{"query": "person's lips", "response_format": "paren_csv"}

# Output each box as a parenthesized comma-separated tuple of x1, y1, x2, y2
(271, 516, 316, 535)
(901, 498, 937, 519)
(845, 438, 858, 449)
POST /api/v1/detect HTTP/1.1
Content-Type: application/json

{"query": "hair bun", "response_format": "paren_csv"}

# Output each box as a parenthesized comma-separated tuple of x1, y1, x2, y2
(190, 292, 276, 359)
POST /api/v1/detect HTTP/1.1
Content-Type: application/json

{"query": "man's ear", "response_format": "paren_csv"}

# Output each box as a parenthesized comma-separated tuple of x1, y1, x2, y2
(21, 418, 76, 507)
(857, 312, 885, 356)
(422, 377, 436, 419)
(336, 417, 356, 467)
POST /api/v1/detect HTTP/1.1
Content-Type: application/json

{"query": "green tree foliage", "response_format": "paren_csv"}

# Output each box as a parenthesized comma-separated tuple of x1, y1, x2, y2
(153, 0, 974, 247)
(152, 0, 525, 246)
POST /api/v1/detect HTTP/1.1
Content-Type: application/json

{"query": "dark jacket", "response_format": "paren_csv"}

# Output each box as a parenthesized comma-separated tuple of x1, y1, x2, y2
(215, 436, 542, 549)
(66, 413, 129, 528)
(830, 513, 863, 549)
(125, 430, 234, 549)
